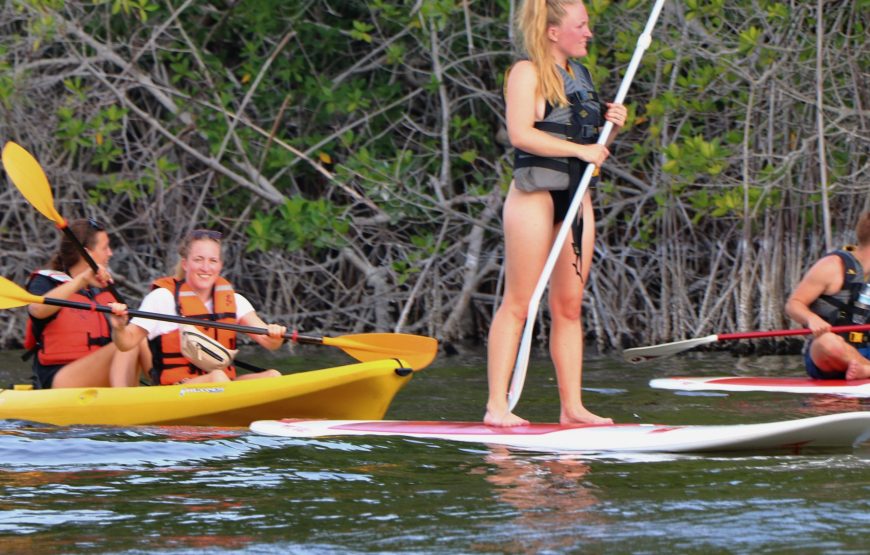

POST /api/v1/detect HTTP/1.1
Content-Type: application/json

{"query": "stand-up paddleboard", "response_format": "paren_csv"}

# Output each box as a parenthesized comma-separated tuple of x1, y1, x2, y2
(650, 377, 870, 397)
(249, 412, 870, 453)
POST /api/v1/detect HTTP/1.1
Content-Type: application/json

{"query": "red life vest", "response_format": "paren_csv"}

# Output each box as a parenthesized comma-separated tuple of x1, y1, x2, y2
(24, 270, 114, 366)
(149, 276, 238, 385)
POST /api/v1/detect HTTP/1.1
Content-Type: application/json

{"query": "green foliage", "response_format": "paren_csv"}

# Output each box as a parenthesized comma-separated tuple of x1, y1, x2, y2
(765, 2, 789, 21)
(738, 26, 762, 54)
(88, 152, 167, 204)
(391, 232, 447, 285)
(662, 136, 730, 180)
(246, 197, 349, 253)
(1, 0, 867, 347)
(0, 46, 15, 109)
(587, 0, 611, 18)
(98, 0, 159, 22)
(55, 80, 128, 170)
(350, 20, 374, 44)
(55, 106, 90, 155)
(420, 0, 459, 31)
(685, 0, 725, 21)
(698, 184, 782, 219)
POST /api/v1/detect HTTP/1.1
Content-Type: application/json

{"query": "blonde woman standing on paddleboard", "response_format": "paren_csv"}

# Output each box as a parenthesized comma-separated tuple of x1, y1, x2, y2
(485, 0, 626, 427)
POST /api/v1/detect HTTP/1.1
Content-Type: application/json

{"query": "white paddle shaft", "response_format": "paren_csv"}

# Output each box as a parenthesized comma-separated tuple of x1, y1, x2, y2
(508, 0, 668, 411)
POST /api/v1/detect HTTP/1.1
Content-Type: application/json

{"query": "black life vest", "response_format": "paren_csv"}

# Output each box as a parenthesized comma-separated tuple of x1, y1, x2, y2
(513, 60, 606, 192)
(809, 246, 870, 345)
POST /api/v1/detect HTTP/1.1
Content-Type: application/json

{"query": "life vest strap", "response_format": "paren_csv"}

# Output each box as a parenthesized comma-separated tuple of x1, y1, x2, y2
(513, 155, 569, 173)
(533, 120, 598, 140)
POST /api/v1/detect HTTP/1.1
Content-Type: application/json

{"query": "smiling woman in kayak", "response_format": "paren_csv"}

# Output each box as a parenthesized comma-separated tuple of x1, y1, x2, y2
(110, 229, 285, 385)
(25, 218, 142, 388)
(485, 0, 626, 427)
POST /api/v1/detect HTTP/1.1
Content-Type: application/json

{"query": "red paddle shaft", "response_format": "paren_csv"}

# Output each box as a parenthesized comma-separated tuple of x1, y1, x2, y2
(719, 324, 870, 341)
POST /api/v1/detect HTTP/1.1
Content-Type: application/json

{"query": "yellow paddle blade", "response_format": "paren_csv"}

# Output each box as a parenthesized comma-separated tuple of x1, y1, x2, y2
(323, 333, 438, 371)
(2, 141, 66, 226)
(0, 276, 43, 310)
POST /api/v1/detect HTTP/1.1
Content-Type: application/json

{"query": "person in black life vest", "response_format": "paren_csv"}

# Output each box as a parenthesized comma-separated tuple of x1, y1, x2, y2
(786, 212, 870, 380)
(109, 229, 285, 385)
(25, 218, 143, 388)
(485, 0, 626, 427)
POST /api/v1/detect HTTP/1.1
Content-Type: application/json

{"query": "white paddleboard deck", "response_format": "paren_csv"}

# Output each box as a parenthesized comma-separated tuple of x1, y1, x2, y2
(249, 412, 870, 453)
(650, 376, 870, 397)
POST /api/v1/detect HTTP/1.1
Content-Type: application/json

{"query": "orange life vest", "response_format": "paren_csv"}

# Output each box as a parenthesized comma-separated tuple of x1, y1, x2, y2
(24, 270, 114, 366)
(149, 276, 238, 385)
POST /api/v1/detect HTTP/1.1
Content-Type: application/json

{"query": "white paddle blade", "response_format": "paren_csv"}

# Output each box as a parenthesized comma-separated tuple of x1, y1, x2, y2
(623, 334, 720, 364)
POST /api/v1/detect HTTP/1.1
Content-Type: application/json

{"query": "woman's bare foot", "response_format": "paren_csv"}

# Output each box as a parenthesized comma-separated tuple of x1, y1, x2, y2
(560, 406, 613, 426)
(845, 359, 870, 380)
(484, 406, 530, 427)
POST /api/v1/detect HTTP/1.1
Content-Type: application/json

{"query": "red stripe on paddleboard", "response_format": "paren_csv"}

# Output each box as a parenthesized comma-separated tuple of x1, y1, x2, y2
(706, 377, 870, 387)
(279, 420, 621, 435)
(648, 426, 685, 434)
(334, 421, 600, 435)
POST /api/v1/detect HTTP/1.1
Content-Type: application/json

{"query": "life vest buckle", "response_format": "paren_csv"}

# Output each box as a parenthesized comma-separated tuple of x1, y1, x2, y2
(848, 331, 866, 344)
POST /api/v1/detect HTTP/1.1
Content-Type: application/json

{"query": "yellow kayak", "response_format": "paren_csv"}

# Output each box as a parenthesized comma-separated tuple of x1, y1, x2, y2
(0, 358, 417, 427)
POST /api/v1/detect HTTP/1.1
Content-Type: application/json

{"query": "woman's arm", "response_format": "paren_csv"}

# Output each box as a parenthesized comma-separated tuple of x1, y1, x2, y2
(28, 268, 109, 320)
(239, 311, 286, 351)
(109, 304, 149, 352)
(785, 256, 842, 336)
(506, 61, 610, 166)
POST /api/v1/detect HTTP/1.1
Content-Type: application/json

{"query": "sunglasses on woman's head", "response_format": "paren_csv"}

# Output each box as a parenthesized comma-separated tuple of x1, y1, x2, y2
(189, 229, 223, 240)
(87, 217, 105, 231)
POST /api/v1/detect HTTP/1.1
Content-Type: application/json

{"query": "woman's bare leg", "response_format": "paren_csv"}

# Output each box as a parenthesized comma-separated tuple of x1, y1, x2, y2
(182, 370, 231, 384)
(109, 344, 141, 387)
(51, 345, 116, 388)
(234, 369, 282, 380)
(548, 192, 611, 424)
(485, 187, 554, 426)
(810, 334, 870, 379)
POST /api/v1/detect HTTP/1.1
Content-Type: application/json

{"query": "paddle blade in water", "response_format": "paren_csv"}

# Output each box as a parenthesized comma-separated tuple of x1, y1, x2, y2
(2, 141, 65, 225)
(323, 333, 438, 370)
(0, 276, 42, 309)
(623, 335, 720, 363)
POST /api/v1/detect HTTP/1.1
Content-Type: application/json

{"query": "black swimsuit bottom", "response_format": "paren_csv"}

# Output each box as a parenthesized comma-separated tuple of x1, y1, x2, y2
(552, 185, 591, 225)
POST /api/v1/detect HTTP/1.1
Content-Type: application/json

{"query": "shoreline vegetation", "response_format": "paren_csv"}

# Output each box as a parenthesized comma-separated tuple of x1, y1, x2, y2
(1, 1, 867, 357)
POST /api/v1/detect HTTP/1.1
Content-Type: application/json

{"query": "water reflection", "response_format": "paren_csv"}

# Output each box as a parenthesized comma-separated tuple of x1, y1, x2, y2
(797, 395, 870, 416)
(471, 446, 605, 552)
(1, 350, 869, 553)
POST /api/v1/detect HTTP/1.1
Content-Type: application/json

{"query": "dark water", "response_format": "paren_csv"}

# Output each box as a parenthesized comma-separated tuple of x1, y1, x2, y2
(1, 348, 869, 554)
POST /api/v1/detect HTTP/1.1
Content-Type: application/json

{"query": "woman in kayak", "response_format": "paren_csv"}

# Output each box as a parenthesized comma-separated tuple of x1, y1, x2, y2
(485, 0, 626, 426)
(25, 218, 143, 388)
(109, 229, 285, 384)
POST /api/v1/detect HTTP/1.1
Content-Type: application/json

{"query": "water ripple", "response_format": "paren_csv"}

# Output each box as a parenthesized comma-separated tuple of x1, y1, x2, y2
(0, 424, 277, 470)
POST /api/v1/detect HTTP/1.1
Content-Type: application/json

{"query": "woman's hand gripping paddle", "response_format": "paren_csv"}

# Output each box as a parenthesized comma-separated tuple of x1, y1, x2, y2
(2, 141, 126, 303)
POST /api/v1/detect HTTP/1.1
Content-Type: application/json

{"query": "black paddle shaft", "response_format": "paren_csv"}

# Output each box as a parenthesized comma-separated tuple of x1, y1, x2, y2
(43, 296, 323, 344)
(60, 225, 127, 304)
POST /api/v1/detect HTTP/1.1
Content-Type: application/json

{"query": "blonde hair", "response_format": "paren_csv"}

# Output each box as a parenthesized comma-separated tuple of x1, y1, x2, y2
(516, 0, 582, 108)
(173, 229, 223, 280)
